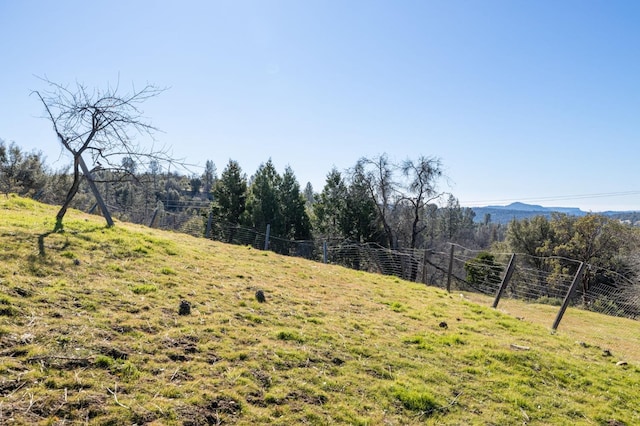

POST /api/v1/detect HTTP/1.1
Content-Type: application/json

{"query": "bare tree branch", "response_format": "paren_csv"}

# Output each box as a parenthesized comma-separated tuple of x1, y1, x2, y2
(32, 77, 176, 231)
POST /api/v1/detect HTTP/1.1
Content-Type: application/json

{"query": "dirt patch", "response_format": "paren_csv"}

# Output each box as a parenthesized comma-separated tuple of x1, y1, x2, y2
(180, 395, 243, 425)
(26, 355, 92, 370)
(97, 345, 129, 360)
(111, 324, 134, 334)
(286, 390, 328, 406)
(0, 379, 26, 396)
(245, 390, 266, 407)
(252, 369, 272, 389)
(167, 352, 191, 362)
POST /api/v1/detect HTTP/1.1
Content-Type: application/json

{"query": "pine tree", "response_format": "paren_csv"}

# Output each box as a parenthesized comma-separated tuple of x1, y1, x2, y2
(212, 160, 247, 225)
(279, 166, 312, 240)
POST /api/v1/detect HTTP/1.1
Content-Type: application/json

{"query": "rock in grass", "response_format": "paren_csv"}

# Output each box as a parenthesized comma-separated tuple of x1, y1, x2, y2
(255, 289, 266, 303)
(179, 299, 191, 315)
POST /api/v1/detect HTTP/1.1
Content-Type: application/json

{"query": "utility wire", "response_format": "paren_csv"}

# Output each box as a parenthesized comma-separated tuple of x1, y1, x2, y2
(462, 190, 640, 207)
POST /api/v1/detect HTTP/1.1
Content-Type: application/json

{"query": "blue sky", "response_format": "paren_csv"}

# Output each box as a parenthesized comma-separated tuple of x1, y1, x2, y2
(1, 0, 639, 211)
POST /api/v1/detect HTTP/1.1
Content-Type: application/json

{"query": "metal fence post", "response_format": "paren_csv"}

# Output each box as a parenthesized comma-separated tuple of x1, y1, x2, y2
(264, 224, 271, 250)
(446, 244, 455, 293)
(205, 211, 213, 239)
(492, 254, 516, 308)
(421, 249, 430, 284)
(149, 208, 159, 228)
(552, 262, 587, 331)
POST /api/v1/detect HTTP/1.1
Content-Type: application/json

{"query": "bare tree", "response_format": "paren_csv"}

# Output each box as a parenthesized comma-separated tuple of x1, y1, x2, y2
(33, 78, 172, 231)
(355, 154, 398, 248)
(355, 154, 445, 250)
(400, 156, 443, 249)
(353, 154, 445, 282)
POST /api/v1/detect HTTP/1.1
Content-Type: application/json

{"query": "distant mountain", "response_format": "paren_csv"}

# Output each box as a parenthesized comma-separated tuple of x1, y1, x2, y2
(471, 202, 586, 224)
(490, 202, 547, 211)
(471, 202, 640, 225)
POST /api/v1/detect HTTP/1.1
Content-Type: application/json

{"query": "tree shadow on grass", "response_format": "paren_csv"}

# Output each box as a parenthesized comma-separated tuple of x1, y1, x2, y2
(38, 231, 55, 257)
(37, 223, 106, 257)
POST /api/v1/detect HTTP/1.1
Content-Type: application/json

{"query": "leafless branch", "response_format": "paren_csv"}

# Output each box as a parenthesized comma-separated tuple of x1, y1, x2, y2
(31, 76, 178, 230)
(106, 384, 130, 409)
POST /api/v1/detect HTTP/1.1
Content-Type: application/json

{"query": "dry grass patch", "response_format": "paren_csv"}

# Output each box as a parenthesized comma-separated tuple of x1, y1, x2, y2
(0, 196, 638, 425)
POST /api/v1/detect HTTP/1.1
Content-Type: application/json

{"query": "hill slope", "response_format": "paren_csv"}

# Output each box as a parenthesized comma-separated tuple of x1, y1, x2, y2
(0, 196, 638, 425)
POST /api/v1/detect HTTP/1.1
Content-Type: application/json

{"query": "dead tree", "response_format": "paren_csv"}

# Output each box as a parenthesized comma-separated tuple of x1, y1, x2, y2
(33, 78, 171, 231)
(400, 156, 443, 250)
(355, 154, 398, 248)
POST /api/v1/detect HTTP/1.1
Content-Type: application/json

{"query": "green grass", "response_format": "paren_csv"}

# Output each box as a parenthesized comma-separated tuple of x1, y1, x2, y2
(0, 195, 639, 425)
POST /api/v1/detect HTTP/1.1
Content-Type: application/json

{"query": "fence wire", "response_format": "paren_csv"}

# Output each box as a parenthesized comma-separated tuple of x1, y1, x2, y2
(178, 219, 639, 330)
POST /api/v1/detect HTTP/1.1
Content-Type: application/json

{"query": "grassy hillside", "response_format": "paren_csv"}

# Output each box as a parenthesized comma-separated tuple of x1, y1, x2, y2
(0, 196, 638, 425)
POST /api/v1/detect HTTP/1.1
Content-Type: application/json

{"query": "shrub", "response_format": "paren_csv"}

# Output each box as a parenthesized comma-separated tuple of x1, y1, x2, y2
(535, 296, 563, 306)
(464, 252, 504, 294)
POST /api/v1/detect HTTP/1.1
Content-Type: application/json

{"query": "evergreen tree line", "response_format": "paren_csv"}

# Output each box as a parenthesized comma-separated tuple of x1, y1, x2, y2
(3, 139, 639, 292)
(1, 141, 506, 250)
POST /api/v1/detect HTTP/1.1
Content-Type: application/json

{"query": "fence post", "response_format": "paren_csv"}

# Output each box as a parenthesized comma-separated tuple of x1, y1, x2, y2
(205, 211, 213, 239)
(149, 208, 159, 228)
(446, 244, 455, 293)
(492, 254, 516, 308)
(264, 224, 271, 250)
(421, 249, 430, 284)
(552, 262, 587, 331)
(323, 241, 328, 264)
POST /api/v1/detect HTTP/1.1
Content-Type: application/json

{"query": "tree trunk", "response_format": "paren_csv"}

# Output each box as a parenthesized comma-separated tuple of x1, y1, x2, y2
(78, 155, 113, 227)
(54, 159, 82, 231)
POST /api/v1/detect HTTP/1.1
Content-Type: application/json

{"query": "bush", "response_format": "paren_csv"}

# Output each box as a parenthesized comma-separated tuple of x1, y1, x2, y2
(464, 252, 504, 294)
(535, 296, 563, 306)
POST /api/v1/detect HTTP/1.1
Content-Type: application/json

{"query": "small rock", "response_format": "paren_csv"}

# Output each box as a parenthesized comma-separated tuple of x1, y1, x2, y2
(331, 357, 345, 365)
(603, 349, 612, 357)
(179, 300, 191, 315)
(616, 361, 628, 366)
(14, 287, 31, 297)
(438, 321, 448, 329)
(20, 333, 35, 344)
(510, 344, 530, 351)
(73, 259, 81, 266)
(255, 289, 266, 303)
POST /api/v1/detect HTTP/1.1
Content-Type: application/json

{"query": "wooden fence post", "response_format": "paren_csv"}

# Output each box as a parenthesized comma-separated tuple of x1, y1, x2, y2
(552, 262, 587, 331)
(446, 244, 455, 293)
(492, 254, 516, 308)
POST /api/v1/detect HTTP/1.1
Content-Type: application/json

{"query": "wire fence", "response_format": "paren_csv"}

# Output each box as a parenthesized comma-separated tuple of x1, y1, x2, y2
(153, 217, 640, 359)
